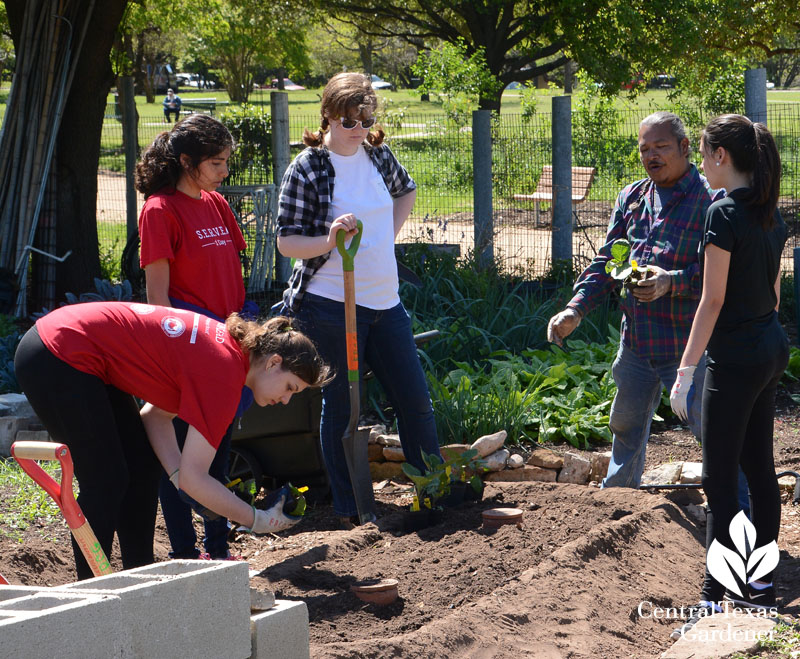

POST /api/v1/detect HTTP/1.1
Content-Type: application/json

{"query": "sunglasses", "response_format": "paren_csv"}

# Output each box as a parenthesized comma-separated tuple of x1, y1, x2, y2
(338, 116, 376, 130)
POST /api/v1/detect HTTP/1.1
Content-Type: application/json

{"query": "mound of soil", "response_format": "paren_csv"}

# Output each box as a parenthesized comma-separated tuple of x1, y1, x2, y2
(1, 386, 799, 657)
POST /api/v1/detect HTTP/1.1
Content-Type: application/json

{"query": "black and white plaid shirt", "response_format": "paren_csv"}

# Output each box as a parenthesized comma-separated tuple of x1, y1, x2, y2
(277, 143, 416, 312)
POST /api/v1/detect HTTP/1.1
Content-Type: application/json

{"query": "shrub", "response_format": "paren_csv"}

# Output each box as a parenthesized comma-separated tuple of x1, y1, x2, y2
(220, 105, 272, 185)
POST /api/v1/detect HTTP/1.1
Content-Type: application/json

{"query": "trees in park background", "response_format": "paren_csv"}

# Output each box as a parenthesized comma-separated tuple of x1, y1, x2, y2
(0, 0, 799, 300)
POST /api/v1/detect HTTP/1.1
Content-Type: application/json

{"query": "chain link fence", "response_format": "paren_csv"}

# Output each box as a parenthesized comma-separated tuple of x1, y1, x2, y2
(96, 102, 800, 291)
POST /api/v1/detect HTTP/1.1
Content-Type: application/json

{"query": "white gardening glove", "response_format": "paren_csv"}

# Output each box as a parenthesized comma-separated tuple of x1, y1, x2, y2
(670, 365, 697, 423)
(169, 468, 179, 490)
(248, 498, 301, 535)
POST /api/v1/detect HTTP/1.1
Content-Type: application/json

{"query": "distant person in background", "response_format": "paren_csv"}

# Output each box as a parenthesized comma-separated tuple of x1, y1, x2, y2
(670, 114, 788, 638)
(136, 113, 257, 561)
(163, 88, 182, 123)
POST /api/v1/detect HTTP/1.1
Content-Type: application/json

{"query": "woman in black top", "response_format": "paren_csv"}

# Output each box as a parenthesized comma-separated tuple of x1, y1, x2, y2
(670, 114, 788, 635)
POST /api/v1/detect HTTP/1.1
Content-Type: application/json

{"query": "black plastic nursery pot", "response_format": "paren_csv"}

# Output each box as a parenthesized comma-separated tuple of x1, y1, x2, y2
(401, 506, 443, 533)
(463, 479, 485, 503)
(437, 480, 467, 508)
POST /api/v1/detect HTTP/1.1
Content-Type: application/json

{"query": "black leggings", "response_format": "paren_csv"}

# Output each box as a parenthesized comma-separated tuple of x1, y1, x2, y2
(14, 328, 161, 580)
(700, 342, 789, 601)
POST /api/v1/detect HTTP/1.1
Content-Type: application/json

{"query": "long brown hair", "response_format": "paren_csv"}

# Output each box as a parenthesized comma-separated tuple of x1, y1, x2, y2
(226, 314, 331, 387)
(701, 114, 781, 228)
(303, 72, 385, 148)
(135, 114, 235, 198)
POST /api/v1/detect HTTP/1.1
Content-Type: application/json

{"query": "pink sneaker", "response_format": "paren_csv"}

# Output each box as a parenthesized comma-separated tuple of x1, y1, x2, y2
(198, 553, 245, 561)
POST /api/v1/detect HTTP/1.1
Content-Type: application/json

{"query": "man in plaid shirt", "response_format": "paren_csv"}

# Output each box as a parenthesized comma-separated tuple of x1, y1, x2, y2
(548, 111, 715, 488)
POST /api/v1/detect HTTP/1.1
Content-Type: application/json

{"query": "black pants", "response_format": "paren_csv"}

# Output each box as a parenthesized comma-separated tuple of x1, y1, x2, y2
(14, 328, 161, 580)
(700, 341, 789, 601)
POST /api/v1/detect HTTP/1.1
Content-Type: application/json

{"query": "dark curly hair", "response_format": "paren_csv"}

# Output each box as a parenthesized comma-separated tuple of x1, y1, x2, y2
(135, 114, 235, 198)
(303, 72, 385, 148)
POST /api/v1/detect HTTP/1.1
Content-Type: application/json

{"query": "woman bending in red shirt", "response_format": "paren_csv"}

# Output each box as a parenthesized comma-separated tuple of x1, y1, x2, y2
(14, 303, 329, 579)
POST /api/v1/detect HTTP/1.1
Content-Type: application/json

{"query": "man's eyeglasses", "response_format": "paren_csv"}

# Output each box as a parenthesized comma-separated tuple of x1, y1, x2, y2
(339, 116, 376, 130)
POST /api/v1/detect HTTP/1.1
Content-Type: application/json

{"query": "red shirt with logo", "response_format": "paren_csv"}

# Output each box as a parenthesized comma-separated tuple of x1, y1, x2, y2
(138, 189, 247, 318)
(35, 302, 249, 448)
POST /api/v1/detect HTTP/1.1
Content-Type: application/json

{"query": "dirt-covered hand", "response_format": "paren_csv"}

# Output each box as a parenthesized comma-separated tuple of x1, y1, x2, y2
(547, 308, 581, 347)
(631, 265, 671, 302)
(669, 365, 696, 423)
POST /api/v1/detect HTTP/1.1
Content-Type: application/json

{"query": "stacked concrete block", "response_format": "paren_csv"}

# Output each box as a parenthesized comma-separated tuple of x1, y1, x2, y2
(0, 560, 313, 659)
(0, 393, 47, 457)
(250, 599, 310, 659)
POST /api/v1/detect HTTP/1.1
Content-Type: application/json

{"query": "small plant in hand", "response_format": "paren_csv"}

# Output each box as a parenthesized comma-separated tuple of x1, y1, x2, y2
(605, 239, 651, 297)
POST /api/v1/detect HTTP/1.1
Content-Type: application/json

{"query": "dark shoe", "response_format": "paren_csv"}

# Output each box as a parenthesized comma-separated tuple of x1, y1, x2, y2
(724, 584, 777, 611)
(670, 603, 715, 640)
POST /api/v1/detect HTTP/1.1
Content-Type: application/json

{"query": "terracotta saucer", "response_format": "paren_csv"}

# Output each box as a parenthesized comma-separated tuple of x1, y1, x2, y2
(482, 507, 524, 529)
(350, 578, 399, 605)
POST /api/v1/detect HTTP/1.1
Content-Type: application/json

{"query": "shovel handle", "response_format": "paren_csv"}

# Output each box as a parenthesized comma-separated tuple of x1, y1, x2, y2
(11, 441, 112, 576)
(336, 220, 363, 272)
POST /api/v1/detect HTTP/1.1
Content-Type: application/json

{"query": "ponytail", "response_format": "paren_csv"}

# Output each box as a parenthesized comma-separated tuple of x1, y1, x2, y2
(226, 314, 331, 387)
(135, 132, 179, 198)
(702, 114, 781, 229)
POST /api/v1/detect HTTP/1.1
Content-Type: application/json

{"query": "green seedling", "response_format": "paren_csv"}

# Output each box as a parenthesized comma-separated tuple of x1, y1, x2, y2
(604, 239, 650, 297)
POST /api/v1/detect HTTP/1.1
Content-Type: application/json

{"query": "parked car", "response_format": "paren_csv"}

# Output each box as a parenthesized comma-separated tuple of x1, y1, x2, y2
(271, 78, 306, 91)
(370, 74, 393, 90)
(176, 72, 216, 89)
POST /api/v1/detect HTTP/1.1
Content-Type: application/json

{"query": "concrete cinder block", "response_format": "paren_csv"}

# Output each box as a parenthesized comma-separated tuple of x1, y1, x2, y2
(63, 560, 252, 659)
(0, 591, 127, 658)
(0, 416, 25, 457)
(250, 599, 310, 659)
(0, 393, 34, 417)
(14, 429, 51, 444)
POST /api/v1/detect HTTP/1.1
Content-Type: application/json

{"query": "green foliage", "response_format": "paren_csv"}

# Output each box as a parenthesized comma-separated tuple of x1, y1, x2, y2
(670, 56, 746, 116)
(98, 237, 122, 284)
(0, 332, 21, 394)
(412, 39, 501, 124)
(220, 104, 272, 185)
(0, 458, 64, 542)
(401, 449, 486, 508)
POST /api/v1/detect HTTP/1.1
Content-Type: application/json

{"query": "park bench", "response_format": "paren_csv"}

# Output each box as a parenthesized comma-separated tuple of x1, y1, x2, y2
(513, 165, 596, 226)
(180, 98, 228, 116)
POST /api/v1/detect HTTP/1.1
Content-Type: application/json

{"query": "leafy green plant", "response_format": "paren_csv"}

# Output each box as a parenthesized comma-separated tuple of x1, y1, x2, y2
(604, 238, 651, 297)
(0, 458, 65, 542)
(98, 237, 123, 283)
(0, 333, 21, 393)
(220, 105, 272, 185)
(402, 450, 449, 509)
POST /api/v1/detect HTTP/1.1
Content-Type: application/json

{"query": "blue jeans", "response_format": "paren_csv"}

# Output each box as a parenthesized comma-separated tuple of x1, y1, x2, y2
(159, 418, 233, 559)
(292, 293, 441, 517)
(602, 343, 750, 512)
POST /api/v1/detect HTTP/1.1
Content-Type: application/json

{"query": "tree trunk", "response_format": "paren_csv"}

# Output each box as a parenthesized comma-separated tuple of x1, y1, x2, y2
(6, 0, 130, 299)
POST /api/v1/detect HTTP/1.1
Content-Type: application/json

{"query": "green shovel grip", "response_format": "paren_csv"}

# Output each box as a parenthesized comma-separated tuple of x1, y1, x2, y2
(336, 220, 363, 272)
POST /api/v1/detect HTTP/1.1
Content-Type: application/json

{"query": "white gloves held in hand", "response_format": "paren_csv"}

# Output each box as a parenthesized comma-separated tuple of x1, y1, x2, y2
(669, 365, 697, 423)
(249, 496, 302, 535)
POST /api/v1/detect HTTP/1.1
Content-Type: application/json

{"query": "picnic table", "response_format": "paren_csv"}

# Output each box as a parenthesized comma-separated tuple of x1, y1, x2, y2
(181, 98, 228, 116)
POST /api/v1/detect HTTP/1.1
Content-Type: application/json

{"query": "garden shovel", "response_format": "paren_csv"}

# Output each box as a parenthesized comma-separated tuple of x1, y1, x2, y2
(11, 440, 113, 577)
(336, 221, 377, 525)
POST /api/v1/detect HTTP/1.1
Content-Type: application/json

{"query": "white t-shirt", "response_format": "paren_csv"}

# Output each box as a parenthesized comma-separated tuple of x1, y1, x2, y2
(306, 146, 400, 310)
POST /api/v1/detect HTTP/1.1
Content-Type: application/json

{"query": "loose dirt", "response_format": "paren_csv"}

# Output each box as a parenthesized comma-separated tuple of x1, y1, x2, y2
(1, 384, 799, 658)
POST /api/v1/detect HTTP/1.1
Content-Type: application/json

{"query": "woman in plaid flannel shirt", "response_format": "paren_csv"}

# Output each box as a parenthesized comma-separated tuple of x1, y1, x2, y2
(275, 73, 442, 528)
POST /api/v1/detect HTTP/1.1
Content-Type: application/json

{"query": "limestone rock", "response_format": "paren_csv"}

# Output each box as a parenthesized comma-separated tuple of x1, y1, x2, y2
(778, 475, 797, 494)
(368, 424, 387, 444)
(589, 451, 612, 482)
(507, 454, 525, 469)
(250, 587, 276, 611)
(483, 448, 510, 472)
(382, 446, 406, 462)
(0, 394, 34, 417)
(527, 448, 563, 470)
(679, 462, 703, 484)
(369, 461, 406, 481)
(377, 433, 401, 448)
(685, 503, 708, 525)
(470, 430, 507, 458)
(558, 452, 591, 484)
(368, 443, 385, 462)
(485, 465, 557, 483)
(641, 462, 683, 485)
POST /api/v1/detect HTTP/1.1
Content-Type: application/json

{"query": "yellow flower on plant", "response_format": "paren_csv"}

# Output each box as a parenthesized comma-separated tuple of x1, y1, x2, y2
(631, 259, 639, 271)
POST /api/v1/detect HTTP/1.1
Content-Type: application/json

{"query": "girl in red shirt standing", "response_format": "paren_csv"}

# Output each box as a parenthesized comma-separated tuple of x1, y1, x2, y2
(14, 303, 329, 580)
(135, 114, 257, 560)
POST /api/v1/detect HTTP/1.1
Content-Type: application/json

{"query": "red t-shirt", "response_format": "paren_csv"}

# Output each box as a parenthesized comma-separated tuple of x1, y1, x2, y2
(35, 302, 249, 448)
(138, 189, 247, 318)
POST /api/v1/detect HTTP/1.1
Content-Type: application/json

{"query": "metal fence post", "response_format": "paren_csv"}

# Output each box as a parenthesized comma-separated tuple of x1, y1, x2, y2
(121, 76, 138, 240)
(744, 68, 767, 125)
(271, 91, 291, 284)
(472, 109, 493, 269)
(552, 95, 572, 268)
